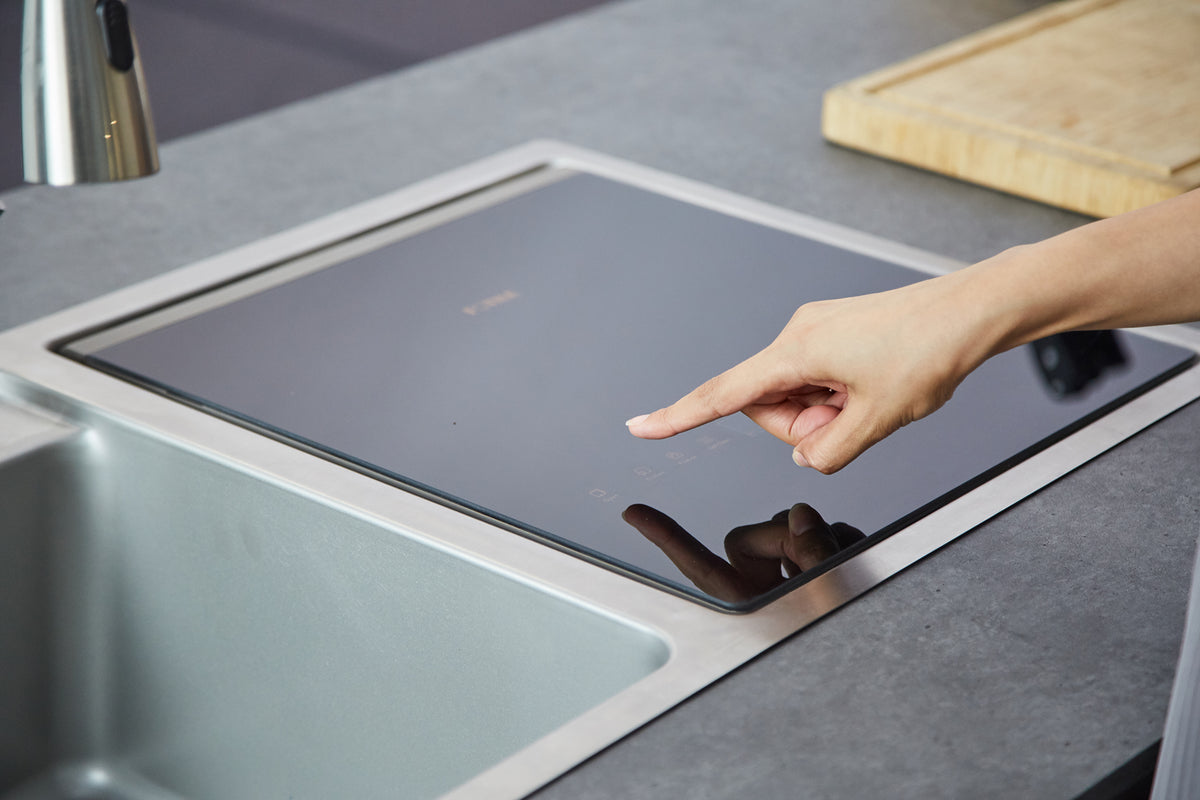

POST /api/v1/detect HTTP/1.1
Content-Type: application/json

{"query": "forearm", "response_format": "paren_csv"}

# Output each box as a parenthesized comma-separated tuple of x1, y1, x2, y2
(628, 188, 1200, 474)
(957, 188, 1200, 360)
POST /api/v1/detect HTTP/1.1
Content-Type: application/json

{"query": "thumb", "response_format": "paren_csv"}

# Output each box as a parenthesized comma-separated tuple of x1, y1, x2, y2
(791, 401, 886, 474)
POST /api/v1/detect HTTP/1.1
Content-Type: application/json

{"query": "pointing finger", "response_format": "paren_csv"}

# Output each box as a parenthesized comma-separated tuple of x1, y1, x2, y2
(626, 351, 788, 440)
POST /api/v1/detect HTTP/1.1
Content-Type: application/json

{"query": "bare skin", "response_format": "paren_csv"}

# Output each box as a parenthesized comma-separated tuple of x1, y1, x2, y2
(626, 189, 1200, 474)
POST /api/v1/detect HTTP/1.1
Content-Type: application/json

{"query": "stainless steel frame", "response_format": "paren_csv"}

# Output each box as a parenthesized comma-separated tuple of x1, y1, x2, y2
(3, 141, 1199, 799)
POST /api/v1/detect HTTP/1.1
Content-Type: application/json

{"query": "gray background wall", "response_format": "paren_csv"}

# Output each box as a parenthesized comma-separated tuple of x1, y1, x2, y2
(0, 0, 612, 191)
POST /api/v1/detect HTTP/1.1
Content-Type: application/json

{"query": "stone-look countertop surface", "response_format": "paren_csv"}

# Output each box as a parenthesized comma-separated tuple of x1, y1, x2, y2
(2, 1, 1196, 798)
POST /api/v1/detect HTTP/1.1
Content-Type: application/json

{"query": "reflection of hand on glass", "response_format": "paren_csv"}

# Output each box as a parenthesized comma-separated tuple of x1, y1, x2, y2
(622, 502, 864, 604)
(1030, 330, 1127, 397)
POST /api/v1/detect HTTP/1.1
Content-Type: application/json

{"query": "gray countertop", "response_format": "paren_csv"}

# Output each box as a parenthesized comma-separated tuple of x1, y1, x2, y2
(3, 1, 1197, 797)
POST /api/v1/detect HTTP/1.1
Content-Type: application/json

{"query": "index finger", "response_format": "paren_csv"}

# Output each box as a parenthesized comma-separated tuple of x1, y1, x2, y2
(626, 351, 787, 439)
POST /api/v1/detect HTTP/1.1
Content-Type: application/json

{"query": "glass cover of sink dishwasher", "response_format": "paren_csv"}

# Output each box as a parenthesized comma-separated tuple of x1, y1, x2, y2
(62, 170, 1195, 610)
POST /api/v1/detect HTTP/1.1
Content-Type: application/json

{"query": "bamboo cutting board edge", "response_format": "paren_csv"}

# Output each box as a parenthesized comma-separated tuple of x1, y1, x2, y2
(821, 0, 1200, 218)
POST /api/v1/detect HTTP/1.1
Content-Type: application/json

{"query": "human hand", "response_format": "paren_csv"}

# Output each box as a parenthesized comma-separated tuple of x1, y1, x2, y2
(622, 502, 864, 604)
(625, 272, 996, 473)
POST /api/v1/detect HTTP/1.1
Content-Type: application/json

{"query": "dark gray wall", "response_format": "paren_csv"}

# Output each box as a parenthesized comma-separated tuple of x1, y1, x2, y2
(0, 0, 612, 191)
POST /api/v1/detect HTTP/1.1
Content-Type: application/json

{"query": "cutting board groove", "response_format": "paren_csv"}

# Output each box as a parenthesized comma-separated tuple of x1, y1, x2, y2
(822, 0, 1200, 217)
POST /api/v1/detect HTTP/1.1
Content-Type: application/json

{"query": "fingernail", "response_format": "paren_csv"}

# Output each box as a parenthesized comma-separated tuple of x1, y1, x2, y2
(625, 414, 649, 427)
(792, 449, 809, 468)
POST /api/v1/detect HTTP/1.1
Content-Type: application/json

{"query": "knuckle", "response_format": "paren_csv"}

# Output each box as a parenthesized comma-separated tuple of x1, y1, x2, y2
(798, 443, 840, 474)
(788, 299, 832, 323)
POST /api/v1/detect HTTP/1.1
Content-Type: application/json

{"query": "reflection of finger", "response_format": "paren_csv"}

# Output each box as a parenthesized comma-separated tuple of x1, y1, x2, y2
(622, 504, 749, 601)
(724, 518, 792, 591)
(830, 521, 867, 549)
(784, 503, 841, 571)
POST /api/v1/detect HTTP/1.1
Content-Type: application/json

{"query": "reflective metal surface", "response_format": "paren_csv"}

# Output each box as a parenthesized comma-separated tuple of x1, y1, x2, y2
(22, 0, 158, 185)
(2, 142, 1199, 799)
(0, 398, 667, 799)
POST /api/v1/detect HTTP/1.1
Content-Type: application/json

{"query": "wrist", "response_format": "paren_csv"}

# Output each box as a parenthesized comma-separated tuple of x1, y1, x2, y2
(949, 240, 1089, 361)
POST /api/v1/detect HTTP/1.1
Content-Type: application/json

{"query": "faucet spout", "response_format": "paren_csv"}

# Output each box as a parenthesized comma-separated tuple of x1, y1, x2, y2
(22, 0, 159, 185)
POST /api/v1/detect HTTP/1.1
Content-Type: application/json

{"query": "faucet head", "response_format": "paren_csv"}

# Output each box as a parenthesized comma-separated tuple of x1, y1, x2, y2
(22, 0, 159, 185)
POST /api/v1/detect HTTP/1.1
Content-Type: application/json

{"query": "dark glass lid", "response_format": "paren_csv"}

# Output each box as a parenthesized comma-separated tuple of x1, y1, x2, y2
(63, 171, 1195, 610)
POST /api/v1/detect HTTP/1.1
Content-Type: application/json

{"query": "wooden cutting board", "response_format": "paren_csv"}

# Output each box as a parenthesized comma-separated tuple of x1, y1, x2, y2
(822, 0, 1200, 217)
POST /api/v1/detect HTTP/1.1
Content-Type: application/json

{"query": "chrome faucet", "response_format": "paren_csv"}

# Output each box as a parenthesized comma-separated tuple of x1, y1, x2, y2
(21, 0, 159, 185)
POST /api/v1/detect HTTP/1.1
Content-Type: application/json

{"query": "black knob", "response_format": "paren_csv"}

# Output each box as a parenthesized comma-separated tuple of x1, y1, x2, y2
(96, 0, 135, 72)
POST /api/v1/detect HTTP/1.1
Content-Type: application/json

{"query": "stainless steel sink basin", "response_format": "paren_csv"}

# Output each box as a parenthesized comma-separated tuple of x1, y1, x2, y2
(3, 142, 1199, 799)
(0, 399, 668, 799)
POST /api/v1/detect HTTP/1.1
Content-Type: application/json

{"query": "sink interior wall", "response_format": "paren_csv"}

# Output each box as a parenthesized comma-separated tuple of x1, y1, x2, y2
(0, 439, 68, 792)
(0, 406, 668, 799)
